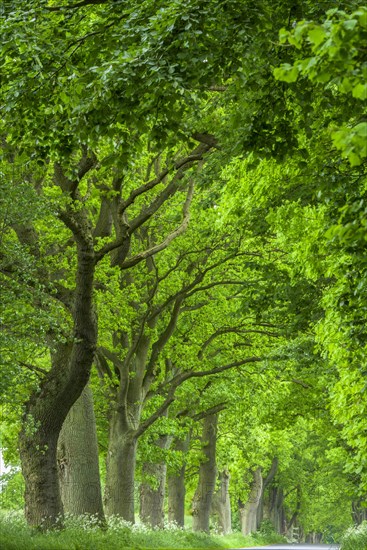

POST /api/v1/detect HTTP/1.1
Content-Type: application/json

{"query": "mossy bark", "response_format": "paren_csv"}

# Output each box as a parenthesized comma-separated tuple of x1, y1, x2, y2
(239, 467, 263, 535)
(19, 226, 97, 529)
(57, 384, 105, 522)
(211, 470, 231, 534)
(139, 434, 170, 528)
(168, 434, 190, 527)
(192, 414, 218, 533)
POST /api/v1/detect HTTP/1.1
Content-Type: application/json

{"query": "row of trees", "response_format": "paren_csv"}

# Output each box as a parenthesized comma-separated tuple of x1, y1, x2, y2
(0, 0, 366, 541)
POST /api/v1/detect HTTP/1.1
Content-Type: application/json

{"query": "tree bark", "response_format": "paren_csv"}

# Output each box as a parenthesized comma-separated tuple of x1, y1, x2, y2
(239, 467, 263, 536)
(19, 233, 97, 529)
(211, 470, 231, 534)
(139, 434, 170, 528)
(257, 457, 278, 529)
(103, 334, 150, 523)
(268, 485, 286, 534)
(168, 434, 190, 527)
(192, 414, 218, 533)
(104, 411, 138, 523)
(57, 384, 105, 522)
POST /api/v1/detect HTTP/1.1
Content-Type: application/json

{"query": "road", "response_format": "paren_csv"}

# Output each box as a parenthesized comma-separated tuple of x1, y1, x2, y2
(242, 545, 340, 550)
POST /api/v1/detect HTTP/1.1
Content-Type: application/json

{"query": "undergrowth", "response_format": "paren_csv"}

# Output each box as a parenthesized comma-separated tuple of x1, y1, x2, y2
(0, 511, 287, 549)
(340, 522, 367, 550)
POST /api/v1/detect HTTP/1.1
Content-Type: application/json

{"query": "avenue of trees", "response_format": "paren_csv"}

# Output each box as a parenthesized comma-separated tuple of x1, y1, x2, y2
(0, 0, 366, 545)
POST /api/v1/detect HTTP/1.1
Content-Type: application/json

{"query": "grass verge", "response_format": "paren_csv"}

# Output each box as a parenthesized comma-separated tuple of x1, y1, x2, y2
(0, 511, 286, 549)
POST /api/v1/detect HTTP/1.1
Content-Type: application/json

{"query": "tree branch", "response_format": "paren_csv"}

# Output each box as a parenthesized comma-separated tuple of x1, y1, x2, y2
(191, 402, 227, 421)
(135, 357, 261, 439)
(118, 168, 170, 216)
(119, 180, 194, 270)
(94, 142, 212, 262)
(19, 361, 47, 376)
(46, 0, 110, 11)
(142, 296, 184, 395)
(158, 357, 262, 395)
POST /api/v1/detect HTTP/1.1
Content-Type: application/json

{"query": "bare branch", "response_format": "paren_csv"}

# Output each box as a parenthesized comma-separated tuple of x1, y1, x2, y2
(94, 142, 212, 262)
(19, 361, 47, 376)
(159, 356, 263, 394)
(128, 146, 207, 234)
(192, 133, 219, 148)
(135, 393, 176, 438)
(147, 252, 256, 323)
(136, 358, 261, 438)
(142, 296, 184, 395)
(46, 0, 110, 11)
(119, 168, 170, 216)
(54, 148, 97, 198)
(119, 180, 194, 270)
(191, 402, 227, 421)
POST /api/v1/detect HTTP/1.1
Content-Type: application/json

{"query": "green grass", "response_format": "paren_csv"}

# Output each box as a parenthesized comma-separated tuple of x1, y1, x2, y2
(0, 512, 286, 550)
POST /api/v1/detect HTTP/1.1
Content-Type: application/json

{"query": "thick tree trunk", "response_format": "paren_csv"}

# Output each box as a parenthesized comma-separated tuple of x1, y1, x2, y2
(192, 414, 218, 533)
(19, 430, 62, 530)
(257, 457, 278, 529)
(57, 384, 105, 522)
(239, 467, 263, 535)
(103, 334, 150, 523)
(211, 470, 231, 534)
(139, 435, 170, 528)
(168, 434, 190, 527)
(268, 485, 286, 534)
(18, 198, 97, 529)
(104, 410, 138, 523)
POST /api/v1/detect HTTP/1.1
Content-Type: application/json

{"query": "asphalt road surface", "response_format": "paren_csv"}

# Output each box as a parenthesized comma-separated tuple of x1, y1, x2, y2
(242, 545, 340, 550)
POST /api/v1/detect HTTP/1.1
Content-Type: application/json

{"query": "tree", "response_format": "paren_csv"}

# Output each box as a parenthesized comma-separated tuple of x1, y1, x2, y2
(272, 5, 367, 494)
(0, 0, 279, 528)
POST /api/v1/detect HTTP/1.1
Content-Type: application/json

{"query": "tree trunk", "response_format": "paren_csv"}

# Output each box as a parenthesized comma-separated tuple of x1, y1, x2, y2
(18, 197, 97, 529)
(139, 434, 170, 528)
(211, 470, 231, 534)
(268, 485, 286, 534)
(104, 409, 138, 523)
(57, 384, 105, 522)
(168, 434, 190, 527)
(192, 414, 218, 533)
(306, 532, 323, 543)
(285, 485, 301, 538)
(19, 429, 62, 530)
(257, 457, 278, 529)
(103, 333, 151, 523)
(239, 467, 263, 535)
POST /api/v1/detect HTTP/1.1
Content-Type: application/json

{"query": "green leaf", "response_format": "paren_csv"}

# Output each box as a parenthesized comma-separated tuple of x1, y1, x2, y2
(352, 83, 367, 100)
(278, 28, 289, 44)
(342, 19, 358, 31)
(59, 91, 69, 104)
(357, 9, 367, 29)
(273, 64, 299, 83)
(308, 26, 326, 47)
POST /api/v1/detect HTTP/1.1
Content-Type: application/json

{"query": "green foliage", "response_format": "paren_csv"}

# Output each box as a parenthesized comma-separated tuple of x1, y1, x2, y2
(0, 470, 24, 511)
(0, 512, 284, 549)
(274, 7, 367, 166)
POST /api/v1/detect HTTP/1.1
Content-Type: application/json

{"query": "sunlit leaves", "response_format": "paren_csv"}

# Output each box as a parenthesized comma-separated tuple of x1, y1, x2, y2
(274, 7, 367, 167)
